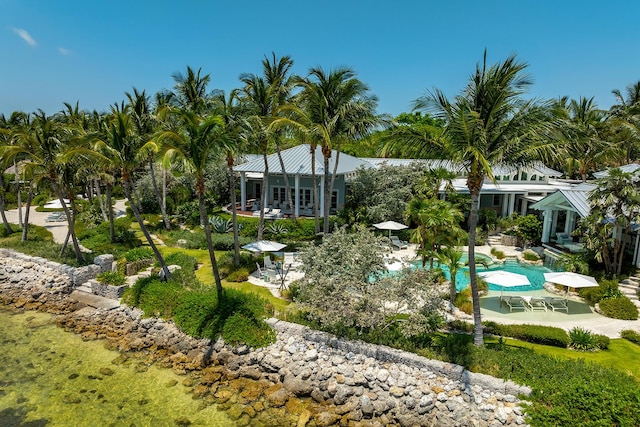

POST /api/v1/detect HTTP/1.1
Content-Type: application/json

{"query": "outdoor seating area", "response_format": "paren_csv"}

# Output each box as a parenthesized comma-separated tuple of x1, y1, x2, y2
(500, 295, 570, 313)
(45, 212, 66, 222)
(390, 236, 408, 250)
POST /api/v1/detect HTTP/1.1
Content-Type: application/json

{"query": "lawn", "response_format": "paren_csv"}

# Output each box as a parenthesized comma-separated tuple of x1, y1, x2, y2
(486, 336, 640, 380)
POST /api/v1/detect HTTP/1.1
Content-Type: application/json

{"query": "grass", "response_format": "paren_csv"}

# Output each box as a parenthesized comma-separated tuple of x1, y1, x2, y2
(485, 336, 640, 380)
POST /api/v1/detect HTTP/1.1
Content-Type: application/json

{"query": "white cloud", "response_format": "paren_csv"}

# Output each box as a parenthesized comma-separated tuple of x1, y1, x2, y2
(58, 47, 71, 56)
(11, 27, 37, 46)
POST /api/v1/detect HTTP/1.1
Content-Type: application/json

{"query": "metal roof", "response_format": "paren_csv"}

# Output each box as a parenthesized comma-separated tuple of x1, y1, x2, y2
(530, 183, 595, 218)
(592, 163, 640, 178)
(449, 179, 572, 194)
(234, 144, 374, 176)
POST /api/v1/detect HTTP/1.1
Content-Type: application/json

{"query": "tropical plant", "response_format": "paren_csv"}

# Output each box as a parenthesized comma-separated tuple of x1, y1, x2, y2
(609, 81, 640, 164)
(157, 66, 227, 298)
(436, 246, 465, 303)
(384, 51, 552, 346)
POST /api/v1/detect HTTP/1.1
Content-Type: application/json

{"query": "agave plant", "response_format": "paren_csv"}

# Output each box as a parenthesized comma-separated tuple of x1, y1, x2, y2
(209, 215, 233, 233)
(267, 222, 288, 236)
(569, 327, 597, 351)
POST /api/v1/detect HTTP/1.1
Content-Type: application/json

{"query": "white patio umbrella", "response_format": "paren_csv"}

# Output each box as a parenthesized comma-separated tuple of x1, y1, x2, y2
(478, 270, 531, 298)
(543, 271, 599, 293)
(373, 220, 408, 239)
(44, 199, 70, 209)
(241, 240, 287, 253)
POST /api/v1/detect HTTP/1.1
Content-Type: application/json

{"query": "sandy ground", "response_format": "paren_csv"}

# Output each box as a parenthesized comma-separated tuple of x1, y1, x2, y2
(3, 199, 127, 244)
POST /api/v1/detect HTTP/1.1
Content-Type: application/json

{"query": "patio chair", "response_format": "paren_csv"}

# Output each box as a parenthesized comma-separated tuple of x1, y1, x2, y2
(390, 236, 408, 250)
(524, 296, 548, 312)
(504, 296, 528, 312)
(545, 297, 569, 312)
(264, 255, 278, 270)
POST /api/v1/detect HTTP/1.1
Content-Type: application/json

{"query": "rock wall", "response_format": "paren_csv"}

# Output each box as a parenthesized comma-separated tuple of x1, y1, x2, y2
(0, 250, 532, 426)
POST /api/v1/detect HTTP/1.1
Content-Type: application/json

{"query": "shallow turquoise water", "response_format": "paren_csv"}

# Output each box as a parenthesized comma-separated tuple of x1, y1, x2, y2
(0, 308, 234, 427)
(417, 258, 552, 292)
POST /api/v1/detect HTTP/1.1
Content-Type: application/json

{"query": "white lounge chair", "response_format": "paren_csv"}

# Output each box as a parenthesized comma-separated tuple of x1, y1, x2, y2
(503, 296, 528, 312)
(524, 296, 547, 312)
(283, 252, 300, 270)
(264, 255, 278, 270)
(545, 297, 569, 312)
(390, 236, 408, 250)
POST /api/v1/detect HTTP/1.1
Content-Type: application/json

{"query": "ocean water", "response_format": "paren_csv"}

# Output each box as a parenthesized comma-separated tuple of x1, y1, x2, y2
(0, 308, 234, 427)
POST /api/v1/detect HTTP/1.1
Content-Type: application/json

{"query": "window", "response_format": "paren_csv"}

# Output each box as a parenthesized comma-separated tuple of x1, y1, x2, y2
(492, 194, 501, 206)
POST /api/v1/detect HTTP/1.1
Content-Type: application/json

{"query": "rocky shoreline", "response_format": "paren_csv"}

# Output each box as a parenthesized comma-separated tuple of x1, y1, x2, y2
(0, 249, 531, 426)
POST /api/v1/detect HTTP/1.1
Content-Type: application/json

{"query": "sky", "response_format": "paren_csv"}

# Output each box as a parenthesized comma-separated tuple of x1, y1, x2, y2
(2, 0, 640, 118)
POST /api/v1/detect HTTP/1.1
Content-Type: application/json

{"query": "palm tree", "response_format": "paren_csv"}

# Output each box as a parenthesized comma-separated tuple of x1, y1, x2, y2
(552, 97, 616, 181)
(94, 110, 172, 279)
(609, 81, 640, 164)
(436, 247, 465, 305)
(126, 88, 171, 230)
(157, 67, 228, 298)
(387, 52, 551, 346)
(297, 66, 379, 233)
(213, 89, 244, 266)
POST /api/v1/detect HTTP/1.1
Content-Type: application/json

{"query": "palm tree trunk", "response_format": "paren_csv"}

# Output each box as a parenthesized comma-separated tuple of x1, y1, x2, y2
(467, 189, 484, 347)
(198, 187, 224, 299)
(310, 144, 320, 234)
(149, 158, 171, 230)
(227, 157, 240, 266)
(106, 183, 115, 243)
(124, 178, 172, 280)
(86, 182, 94, 204)
(322, 149, 331, 234)
(0, 173, 12, 234)
(95, 179, 108, 221)
(54, 184, 83, 263)
(258, 150, 269, 240)
(14, 161, 22, 227)
(21, 189, 32, 242)
(275, 142, 296, 221)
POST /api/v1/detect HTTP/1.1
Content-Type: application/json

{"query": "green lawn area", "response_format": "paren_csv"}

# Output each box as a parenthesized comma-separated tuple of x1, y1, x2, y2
(486, 336, 640, 380)
(159, 246, 292, 315)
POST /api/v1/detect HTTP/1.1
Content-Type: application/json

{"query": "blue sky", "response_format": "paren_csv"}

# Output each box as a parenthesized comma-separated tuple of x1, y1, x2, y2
(2, 0, 639, 117)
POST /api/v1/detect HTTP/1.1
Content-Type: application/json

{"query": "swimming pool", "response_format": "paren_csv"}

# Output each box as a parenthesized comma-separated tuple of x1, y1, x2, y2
(418, 258, 552, 292)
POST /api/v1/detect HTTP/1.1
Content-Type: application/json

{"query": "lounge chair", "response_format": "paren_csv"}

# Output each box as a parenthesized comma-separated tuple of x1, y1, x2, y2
(390, 236, 408, 250)
(524, 296, 547, 312)
(264, 255, 278, 271)
(503, 296, 528, 312)
(283, 252, 298, 270)
(545, 297, 568, 312)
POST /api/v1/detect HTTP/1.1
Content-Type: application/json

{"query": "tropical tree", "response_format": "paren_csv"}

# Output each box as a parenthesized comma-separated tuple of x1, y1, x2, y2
(385, 52, 551, 346)
(609, 81, 640, 164)
(405, 197, 464, 268)
(298, 66, 379, 233)
(585, 167, 640, 277)
(436, 246, 464, 304)
(94, 110, 172, 278)
(157, 67, 228, 298)
(552, 96, 616, 181)
(126, 88, 171, 229)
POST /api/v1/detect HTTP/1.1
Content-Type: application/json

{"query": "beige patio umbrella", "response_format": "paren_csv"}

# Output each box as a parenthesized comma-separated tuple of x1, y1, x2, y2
(543, 272, 599, 294)
(478, 270, 531, 298)
(373, 220, 408, 239)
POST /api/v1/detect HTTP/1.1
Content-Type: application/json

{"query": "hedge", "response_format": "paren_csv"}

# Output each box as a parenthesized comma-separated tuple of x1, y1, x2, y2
(598, 297, 639, 320)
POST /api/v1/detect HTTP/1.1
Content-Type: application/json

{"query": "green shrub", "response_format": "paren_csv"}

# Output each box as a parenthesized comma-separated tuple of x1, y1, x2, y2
(123, 247, 155, 262)
(96, 271, 127, 286)
(490, 247, 505, 259)
(598, 297, 639, 320)
(122, 275, 184, 318)
(222, 312, 276, 347)
(593, 334, 610, 350)
(226, 268, 249, 282)
(173, 290, 220, 337)
(569, 327, 598, 351)
(621, 329, 640, 345)
(470, 345, 640, 426)
(164, 252, 198, 271)
(484, 323, 569, 348)
(522, 249, 540, 261)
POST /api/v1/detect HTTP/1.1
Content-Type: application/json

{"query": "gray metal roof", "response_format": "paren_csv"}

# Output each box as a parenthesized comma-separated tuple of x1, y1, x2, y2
(530, 183, 595, 218)
(234, 144, 374, 176)
(593, 163, 640, 178)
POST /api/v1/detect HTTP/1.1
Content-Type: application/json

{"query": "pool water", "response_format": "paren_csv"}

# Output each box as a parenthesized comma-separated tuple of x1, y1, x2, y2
(418, 258, 552, 292)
